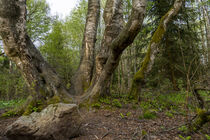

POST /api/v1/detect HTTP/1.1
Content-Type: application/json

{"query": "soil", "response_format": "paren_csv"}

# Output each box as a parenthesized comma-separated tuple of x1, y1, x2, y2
(0, 106, 209, 140)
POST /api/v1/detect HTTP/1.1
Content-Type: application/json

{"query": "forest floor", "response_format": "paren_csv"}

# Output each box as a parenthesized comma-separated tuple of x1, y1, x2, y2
(0, 104, 210, 140)
(0, 91, 210, 140)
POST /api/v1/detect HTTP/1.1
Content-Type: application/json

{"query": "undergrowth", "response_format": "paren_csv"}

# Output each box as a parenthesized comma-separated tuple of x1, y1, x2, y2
(0, 99, 25, 110)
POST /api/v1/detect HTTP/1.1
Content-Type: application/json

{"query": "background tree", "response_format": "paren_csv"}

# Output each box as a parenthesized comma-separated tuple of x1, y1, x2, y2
(26, 0, 51, 44)
(130, 0, 184, 99)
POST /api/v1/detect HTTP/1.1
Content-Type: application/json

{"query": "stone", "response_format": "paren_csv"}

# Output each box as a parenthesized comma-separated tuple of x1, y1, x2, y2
(6, 103, 81, 140)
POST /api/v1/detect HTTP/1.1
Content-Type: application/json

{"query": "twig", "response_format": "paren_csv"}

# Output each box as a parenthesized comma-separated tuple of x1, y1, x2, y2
(101, 131, 110, 139)
(94, 135, 99, 139)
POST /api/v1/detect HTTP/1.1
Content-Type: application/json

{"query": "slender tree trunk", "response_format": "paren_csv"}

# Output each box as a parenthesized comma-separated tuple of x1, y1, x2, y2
(70, 0, 100, 95)
(199, 0, 210, 68)
(203, 6, 210, 67)
(130, 0, 183, 99)
(166, 37, 178, 90)
(198, 5, 207, 65)
(0, 0, 72, 114)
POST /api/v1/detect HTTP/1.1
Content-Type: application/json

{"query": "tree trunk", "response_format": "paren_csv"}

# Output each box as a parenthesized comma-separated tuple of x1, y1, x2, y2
(0, 0, 72, 115)
(94, 0, 124, 95)
(200, 0, 210, 67)
(130, 0, 183, 99)
(198, 4, 207, 65)
(70, 0, 100, 95)
(78, 0, 147, 103)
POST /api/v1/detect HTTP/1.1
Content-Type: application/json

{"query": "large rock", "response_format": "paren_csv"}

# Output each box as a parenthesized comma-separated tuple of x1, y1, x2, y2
(6, 103, 81, 140)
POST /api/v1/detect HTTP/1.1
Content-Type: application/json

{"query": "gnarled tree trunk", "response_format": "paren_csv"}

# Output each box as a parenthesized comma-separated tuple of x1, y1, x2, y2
(0, 0, 147, 112)
(79, 0, 147, 103)
(130, 0, 183, 99)
(0, 0, 73, 115)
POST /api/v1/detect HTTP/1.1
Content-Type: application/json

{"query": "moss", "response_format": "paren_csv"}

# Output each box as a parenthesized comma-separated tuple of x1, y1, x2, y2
(188, 109, 210, 133)
(79, 92, 101, 110)
(134, 46, 151, 82)
(47, 96, 61, 105)
(133, 13, 169, 82)
(129, 82, 139, 99)
(151, 8, 172, 43)
(133, 8, 172, 83)
(79, 97, 91, 109)
(23, 99, 38, 116)
(130, 10, 172, 99)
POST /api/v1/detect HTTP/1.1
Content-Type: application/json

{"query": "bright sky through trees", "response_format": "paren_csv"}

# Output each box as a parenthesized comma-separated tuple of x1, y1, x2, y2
(46, 0, 78, 18)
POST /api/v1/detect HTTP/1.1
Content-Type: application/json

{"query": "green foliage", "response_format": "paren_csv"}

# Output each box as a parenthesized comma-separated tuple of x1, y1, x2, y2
(126, 112, 132, 117)
(99, 97, 111, 105)
(112, 99, 122, 108)
(139, 110, 157, 120)
(91, 103, 101, 109)
(120, 112, 132, 119)
(140, 102, 153, 111)
(64, 0, 87, 49)
(40, 20, 79, 86)
(205, 134, 210, 140)
(120, 113, 125, 118)
(26, 0, 51, 42)
(178, 125, 188, 133)
(179, 135, 191, 140)
(0, 61, 28, 100)
(141, 130, 147, 137)
(0, 99, 25, 109)
(165, 111, 174, 118)
(25, 104, 39, 114)
(1, 110, 17, 118)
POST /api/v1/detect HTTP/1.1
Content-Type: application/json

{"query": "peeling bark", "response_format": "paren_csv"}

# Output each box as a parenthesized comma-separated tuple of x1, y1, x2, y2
(95, 0, 124, 78)
(94, 0, 124, 95)
(130, 0, 183, 99)
(70, 0, 100, 95)
(0, 0, 73, 114)
(79, 0, 147, 103)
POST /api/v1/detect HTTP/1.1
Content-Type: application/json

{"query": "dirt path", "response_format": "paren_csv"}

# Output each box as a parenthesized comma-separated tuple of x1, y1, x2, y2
(0, 107, 209, 140)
